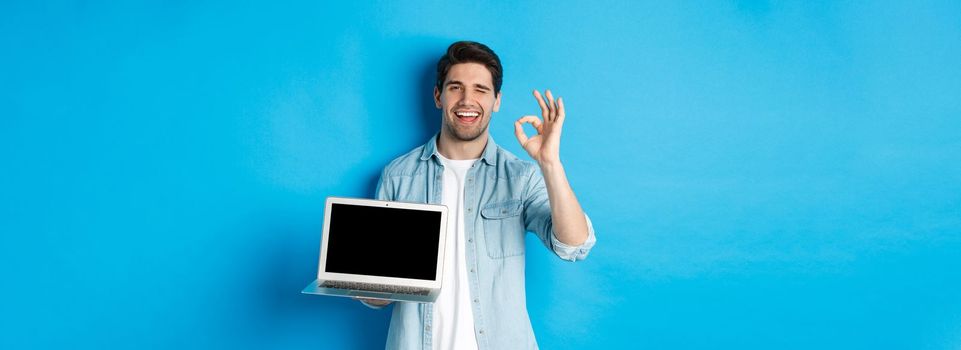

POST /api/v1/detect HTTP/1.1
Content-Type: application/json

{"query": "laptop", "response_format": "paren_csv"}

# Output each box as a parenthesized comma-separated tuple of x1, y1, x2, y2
(301, 196, 449, 303)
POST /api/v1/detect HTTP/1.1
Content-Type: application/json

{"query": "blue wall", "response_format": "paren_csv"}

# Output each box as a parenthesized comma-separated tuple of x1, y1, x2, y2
(2, 1, 960, 349)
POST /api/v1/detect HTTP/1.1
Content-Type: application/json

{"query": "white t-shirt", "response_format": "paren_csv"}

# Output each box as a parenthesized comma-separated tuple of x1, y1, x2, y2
(433, 154, 479, 350)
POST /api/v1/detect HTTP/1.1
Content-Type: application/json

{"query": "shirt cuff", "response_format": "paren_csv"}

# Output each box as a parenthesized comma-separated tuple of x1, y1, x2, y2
(550, 213, 597, 262)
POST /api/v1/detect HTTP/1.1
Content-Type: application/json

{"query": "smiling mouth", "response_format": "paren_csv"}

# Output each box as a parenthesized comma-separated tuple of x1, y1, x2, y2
(453, 110, 481, 124)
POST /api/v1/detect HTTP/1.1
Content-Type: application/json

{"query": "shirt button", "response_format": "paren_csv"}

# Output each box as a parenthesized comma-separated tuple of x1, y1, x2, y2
(468, 238, 473, 243)
(473, 299, 479, 303)
(425, 325, 431, 331)
(467, 208, 472, 212)
(470, 268, 475, 272)
(479, 330, 484, 335)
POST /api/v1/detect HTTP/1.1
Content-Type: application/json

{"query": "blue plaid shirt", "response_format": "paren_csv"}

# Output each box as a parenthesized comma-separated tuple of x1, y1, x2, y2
(371, 134, 597, 349)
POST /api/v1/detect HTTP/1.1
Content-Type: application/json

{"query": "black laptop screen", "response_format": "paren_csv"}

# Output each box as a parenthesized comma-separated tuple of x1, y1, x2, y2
(324, 203, 442, 280)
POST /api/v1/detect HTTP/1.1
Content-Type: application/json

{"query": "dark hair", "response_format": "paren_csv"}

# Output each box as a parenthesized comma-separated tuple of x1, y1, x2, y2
(435, 41, 503, 94)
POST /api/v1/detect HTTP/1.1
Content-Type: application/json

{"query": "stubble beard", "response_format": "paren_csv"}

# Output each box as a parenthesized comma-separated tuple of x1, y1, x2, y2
(444, 112, 489, 142)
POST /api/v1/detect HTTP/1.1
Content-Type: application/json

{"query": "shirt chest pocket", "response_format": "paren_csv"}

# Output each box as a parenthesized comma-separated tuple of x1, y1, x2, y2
(480, 200, 526, 258)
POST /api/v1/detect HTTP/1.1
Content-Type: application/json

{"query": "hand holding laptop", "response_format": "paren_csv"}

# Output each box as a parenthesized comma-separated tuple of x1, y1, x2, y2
(355, 297, 393, 307)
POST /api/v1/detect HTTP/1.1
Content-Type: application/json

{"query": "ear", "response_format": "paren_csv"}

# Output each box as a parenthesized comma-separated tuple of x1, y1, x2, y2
(493, 91, 502, 113)
(433, 86, 442, 109)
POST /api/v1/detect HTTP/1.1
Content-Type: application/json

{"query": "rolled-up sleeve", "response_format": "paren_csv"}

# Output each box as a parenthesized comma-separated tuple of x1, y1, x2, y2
(548, 213, 597, 262)
(523, 167, 597, 262)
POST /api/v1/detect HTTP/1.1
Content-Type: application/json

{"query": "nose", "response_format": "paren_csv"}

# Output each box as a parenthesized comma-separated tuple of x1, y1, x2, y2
(458, 91, 475, 106)
(458, 91, 470, 103)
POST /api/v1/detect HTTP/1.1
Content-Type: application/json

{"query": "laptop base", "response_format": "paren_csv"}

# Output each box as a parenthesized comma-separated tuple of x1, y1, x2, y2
(301, 279, 438, 303)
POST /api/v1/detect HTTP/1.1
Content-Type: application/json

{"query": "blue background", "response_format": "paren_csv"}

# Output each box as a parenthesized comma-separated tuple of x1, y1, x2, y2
(2, 1, 960, 349)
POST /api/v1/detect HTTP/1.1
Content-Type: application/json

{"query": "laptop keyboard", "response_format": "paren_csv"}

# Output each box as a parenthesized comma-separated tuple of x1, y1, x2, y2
(321, 280, 431, 296)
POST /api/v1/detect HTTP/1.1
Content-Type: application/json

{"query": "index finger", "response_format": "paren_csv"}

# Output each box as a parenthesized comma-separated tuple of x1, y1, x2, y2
(515, 115, 542, 132)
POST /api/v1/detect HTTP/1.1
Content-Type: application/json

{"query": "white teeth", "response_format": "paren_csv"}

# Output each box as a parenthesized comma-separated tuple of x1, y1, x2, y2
(456, 111, 479, 117)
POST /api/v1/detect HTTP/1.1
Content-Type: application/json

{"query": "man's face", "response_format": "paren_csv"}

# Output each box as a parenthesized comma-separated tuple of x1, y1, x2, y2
(435, 62, 501, 142)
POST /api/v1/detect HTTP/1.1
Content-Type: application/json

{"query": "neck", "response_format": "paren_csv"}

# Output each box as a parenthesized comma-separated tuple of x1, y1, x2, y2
(437, 130, 487, 160)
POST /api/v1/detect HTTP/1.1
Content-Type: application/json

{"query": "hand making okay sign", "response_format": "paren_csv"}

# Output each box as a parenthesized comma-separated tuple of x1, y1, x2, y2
(515, 89, 565, 164)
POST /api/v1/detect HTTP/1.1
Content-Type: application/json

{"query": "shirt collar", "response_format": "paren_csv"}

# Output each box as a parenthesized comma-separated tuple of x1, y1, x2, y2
(420, 133, 497, 166)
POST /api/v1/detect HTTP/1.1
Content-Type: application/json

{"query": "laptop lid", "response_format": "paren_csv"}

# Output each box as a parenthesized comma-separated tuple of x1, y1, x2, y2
(317, 197, 448, 290)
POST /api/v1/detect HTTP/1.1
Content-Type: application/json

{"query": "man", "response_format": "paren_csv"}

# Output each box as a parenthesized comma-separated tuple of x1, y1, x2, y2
(359, 41, 596, 350)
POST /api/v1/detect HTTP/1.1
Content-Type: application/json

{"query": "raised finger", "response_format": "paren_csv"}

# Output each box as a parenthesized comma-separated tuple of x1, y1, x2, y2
(556, 97, 565, 124)
(545, 89, 556, 122)
(533, 90, 550, 120)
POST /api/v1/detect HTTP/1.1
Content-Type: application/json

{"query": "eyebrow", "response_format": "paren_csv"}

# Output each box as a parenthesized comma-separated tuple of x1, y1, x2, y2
(446, 80, 492, 91)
